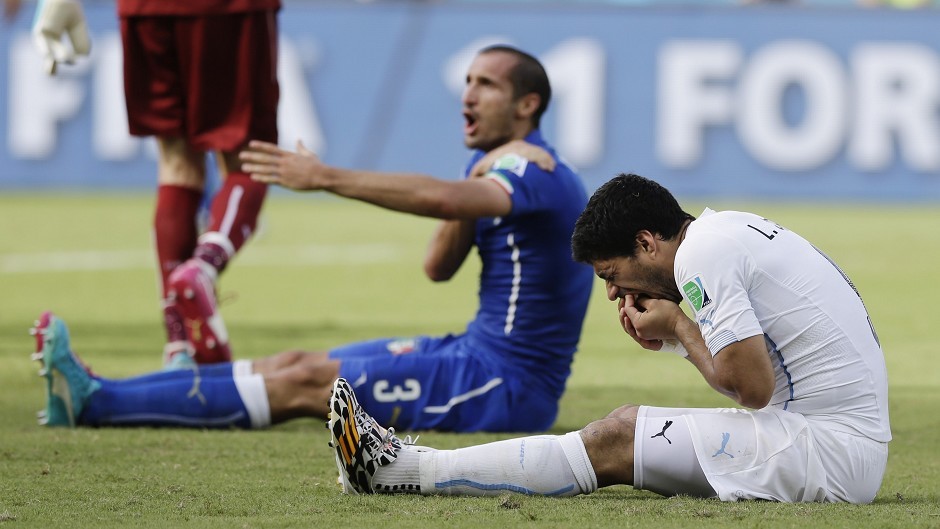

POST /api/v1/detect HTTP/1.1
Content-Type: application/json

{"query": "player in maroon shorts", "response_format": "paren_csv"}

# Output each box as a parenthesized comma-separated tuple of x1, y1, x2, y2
(30, 0, 282, 367)
(122, 0, 282, 368)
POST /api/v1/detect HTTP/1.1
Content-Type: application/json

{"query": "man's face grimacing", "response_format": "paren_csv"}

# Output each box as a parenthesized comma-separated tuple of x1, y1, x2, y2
(462, 51, 523, 152)
(592, 255, 683, 305)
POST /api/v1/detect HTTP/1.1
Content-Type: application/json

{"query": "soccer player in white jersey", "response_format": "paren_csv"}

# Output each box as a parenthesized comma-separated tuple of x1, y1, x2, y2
(328, 173, 890, 503)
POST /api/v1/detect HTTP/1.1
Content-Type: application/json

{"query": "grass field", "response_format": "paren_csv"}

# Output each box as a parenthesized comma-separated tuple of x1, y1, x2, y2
(1, 193, 938, 528)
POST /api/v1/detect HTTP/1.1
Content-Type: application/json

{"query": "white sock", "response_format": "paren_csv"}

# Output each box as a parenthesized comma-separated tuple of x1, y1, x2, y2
(372, 447, 422, 493)
(412, 432, 598, 497)
(232, 359, 253, 377)
(232, 373, 271, 428)
(558, 430, 599, 493)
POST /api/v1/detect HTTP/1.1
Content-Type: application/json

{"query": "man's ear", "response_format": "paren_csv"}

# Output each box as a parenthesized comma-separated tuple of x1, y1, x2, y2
(516, 93, 540, 121)
(635, 231, 654, 254)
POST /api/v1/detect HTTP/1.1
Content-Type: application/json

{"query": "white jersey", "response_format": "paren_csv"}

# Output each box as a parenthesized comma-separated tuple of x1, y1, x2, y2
(674, 209, 890, 443)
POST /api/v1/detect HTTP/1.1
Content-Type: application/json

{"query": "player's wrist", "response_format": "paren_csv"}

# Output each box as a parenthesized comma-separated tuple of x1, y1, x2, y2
(659, 339, 689, 358)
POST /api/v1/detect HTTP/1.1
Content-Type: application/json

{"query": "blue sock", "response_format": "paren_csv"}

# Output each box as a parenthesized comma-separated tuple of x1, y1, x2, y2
(104, 363, 234, 386)
(81, 371, 251, 428)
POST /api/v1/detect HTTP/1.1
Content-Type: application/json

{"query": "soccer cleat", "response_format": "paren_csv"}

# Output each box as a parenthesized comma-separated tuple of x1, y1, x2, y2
(162, 341, 197, 370)
(30, 312, 100, 427)
(166, 259, 231, 364)
(328, 378, 404, 494)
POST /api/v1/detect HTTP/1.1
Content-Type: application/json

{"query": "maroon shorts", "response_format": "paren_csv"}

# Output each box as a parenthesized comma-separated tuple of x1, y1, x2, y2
(121, 11, 279, 151)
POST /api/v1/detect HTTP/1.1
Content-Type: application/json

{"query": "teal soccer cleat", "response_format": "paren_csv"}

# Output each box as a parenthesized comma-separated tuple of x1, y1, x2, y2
(30, 312, 100, 427)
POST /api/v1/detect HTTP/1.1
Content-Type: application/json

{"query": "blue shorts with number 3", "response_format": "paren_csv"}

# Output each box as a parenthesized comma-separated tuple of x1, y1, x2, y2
(329, 334, 554, 432)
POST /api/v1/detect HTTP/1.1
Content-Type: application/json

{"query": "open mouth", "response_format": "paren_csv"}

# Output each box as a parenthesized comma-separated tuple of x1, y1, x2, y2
(463, 111, 478, 135)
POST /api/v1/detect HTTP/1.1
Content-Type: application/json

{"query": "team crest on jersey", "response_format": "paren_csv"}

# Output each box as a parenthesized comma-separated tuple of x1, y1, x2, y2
(386, 338, 417, 355)
(682, 275, 713, 313)
(492, 153, 528, 177)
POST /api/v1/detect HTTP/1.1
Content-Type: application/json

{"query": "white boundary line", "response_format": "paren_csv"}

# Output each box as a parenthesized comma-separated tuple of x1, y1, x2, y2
(0, 243, 405, 274)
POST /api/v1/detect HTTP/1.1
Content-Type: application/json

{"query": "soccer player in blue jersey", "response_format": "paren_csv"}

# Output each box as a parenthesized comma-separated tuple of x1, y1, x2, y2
(32, 45, 594, 433)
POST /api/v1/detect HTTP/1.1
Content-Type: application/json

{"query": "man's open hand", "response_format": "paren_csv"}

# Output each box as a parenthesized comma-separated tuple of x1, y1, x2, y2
(469, 140, 555, 178)
(241, 140, 326, 191)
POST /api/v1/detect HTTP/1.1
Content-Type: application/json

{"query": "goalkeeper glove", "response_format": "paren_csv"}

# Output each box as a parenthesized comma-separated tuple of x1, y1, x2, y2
(32, 0, 90, 75)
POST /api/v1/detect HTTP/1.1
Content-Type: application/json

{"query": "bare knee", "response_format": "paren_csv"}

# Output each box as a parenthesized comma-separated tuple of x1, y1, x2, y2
(265, 357, 340, 422)
(157, 137, 205, 188)
(579, 415, 637, 488)
(290, 357, 340, 388)
(272, 349, 310, 367)
(253, 349, 318, 375)
(605, 403, 641, 420)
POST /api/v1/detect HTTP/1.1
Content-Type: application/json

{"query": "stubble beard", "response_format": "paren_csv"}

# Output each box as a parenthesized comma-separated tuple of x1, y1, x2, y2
(643, 262, 683, 304)
(465, 110, 516, 152)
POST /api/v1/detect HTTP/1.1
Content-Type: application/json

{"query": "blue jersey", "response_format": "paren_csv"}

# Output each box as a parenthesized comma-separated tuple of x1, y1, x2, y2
(463, 130, 593, 402)
(332, 130, 593, 432)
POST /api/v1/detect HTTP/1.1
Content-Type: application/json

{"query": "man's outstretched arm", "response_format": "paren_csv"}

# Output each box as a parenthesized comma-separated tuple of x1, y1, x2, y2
(241, 140, 511, 220)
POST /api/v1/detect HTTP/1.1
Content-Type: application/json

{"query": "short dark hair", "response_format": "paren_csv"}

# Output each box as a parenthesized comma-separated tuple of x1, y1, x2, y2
(479, 45, 551, 129)
(572, 174, 695, 263)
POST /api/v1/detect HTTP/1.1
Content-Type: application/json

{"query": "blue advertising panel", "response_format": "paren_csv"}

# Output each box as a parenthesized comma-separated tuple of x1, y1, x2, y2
(2, 2, 939, 200)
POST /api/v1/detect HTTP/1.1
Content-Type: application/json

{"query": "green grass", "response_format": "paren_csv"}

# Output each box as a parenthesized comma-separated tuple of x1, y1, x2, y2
(0, 194, 938, 528)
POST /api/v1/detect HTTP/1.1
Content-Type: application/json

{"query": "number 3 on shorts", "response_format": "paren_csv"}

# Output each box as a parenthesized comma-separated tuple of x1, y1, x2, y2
(373, 379, 422, 403)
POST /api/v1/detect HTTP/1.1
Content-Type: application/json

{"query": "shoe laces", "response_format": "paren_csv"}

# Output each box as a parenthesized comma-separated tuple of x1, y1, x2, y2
(400, 433, 420, 446)
(383, 427, 401, 449)
(383, 428, 422, 449)
(350, 404, 398, 456)
(384, 428, 431, 453)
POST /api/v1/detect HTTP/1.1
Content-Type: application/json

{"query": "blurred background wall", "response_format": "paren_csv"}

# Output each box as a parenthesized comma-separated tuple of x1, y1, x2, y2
(2, 0, 939, 200)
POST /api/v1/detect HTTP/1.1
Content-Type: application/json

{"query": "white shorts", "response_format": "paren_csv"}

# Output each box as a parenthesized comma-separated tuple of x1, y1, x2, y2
(634, 406, 888, 503)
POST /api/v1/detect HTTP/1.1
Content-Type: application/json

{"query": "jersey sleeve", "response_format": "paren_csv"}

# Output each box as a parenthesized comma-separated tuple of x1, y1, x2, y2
(478, 153, 555, 217)
(674, 229, 765, 357)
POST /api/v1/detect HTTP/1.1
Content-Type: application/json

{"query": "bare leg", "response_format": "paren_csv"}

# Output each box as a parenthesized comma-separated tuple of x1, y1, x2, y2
(252, 349, 324, 375)
(580, 404, 639, 487)
(158, 137, 206, 188)
(262, 351, 341, 423)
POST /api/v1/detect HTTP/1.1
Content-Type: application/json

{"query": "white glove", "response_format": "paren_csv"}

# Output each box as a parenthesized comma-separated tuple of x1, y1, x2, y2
(659, 339, 690, 358)
(32, 0, 91, 75)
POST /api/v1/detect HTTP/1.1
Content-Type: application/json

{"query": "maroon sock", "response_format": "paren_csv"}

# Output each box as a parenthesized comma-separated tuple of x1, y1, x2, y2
(193, 242, 229, 271)
(162, 304, 188, 343)
(154, 185, 202, 295)
(154, 185, 202, 343)
(198, 171, 268, 273)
